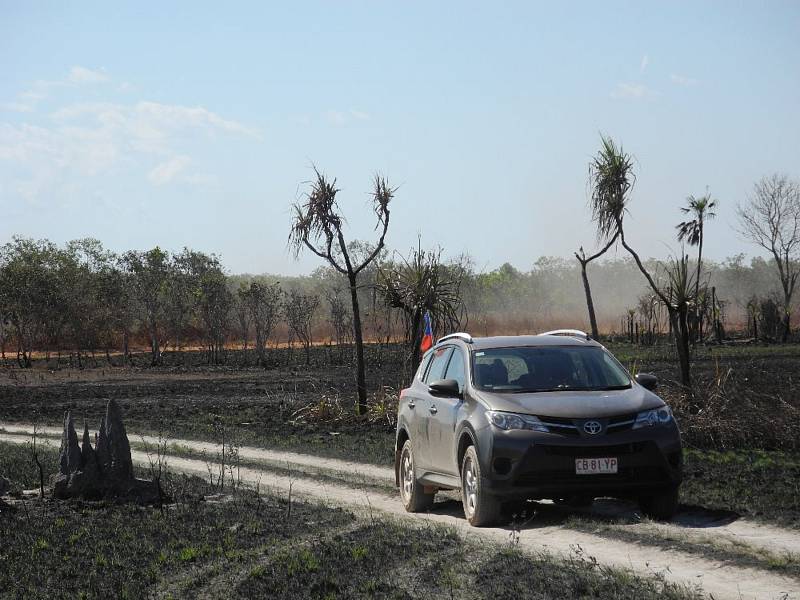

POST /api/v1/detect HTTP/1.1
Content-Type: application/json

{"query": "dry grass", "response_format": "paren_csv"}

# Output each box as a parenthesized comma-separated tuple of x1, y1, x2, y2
(289, 386, 399, 428)
(667, 358, 800, 451)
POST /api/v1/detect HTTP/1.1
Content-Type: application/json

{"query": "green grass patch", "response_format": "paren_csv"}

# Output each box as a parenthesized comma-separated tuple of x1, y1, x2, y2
(0, 438, 60, 490)
(236, 520, 702, 600)
(682, 449, 800, 529)
(0, 446, 353, 599)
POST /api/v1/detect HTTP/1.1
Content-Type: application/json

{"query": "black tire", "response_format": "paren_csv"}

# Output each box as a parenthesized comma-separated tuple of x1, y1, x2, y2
(461, 445, 502, 527)
(638, 486, 680, 520)
(398, 440, 435, 512)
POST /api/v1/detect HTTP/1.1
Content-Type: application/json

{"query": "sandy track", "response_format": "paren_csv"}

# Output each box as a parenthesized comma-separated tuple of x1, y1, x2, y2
(0, 424, 393, 483)
(1, 430, 797, 599)
(4, 423, 799, 557)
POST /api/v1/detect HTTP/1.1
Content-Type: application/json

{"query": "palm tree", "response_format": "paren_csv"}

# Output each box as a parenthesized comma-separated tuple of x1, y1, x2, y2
(676, 193, 717, 303)
(575, 136, 634, 338)
(379, 242, 466, 378)
(589, 136, 635, 240)
(588, 135, 694, 387)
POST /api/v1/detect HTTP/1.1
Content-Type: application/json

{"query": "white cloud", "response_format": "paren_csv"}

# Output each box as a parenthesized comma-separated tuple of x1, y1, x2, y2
(1, 102, 34, 113)
(325, 108, 372, 125)
(0, 99, 256, 198)
(670, 73, 698, 86)
(325, 110, 347, 125)
(640, 54, 649, 73)
(148, 155, 191, 185)
(67, 66, 110, 84)
(135, 101, 258, 137)
(1, 89, 47, 113)
(49, 100, 258, 153)
(611, 82, 657, 100)
(349, 109, 371, 121)
(2, 67, 112, 115)
(20, 90, 46, 102)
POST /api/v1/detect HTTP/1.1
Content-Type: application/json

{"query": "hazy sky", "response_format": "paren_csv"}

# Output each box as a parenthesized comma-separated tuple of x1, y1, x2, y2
(2, 1, 799, 275)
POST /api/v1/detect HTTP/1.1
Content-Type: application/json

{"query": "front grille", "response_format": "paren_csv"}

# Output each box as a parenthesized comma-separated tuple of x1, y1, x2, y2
(606, 413, 637, 432)
(540, 442, 647, 457)
(540, 416, 580, 436)
(538, 413, 638, 436)
(515, 465, 667, 486)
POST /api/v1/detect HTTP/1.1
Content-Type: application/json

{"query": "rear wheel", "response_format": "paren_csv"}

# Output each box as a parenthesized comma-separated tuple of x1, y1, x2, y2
(399, 440, 435, 512)
(638, 486, 680, 520)
(461, 446, 502, 527)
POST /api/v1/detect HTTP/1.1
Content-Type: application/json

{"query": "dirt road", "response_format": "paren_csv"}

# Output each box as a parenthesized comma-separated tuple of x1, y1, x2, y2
(1, 426, 798, 600)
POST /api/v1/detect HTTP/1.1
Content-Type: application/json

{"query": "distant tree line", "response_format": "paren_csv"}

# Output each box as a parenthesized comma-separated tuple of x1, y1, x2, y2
(0, 234, 796, 371)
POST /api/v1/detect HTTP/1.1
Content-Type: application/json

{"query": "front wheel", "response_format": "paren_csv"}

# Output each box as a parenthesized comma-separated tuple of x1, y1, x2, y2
(638, 486, 680, 520)
(399, 440, 435, 512)
(461, 446, 502, 527)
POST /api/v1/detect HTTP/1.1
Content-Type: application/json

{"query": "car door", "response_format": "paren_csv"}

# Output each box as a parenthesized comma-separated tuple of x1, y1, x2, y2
(414, 345, 453, 472)
(428, 346, 466, 476)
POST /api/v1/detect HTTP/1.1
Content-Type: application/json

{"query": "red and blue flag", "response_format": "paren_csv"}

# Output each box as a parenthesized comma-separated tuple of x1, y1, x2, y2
(420, 310, 433, 352)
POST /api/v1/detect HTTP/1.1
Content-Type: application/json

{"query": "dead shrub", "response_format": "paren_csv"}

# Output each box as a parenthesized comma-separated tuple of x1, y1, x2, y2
(289, 387, 399, 428)
(668, 359, 800, 451)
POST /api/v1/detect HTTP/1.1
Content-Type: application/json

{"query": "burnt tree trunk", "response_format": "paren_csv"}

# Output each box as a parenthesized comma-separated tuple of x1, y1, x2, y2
(348, 272, 368, 415)
(574, 233, 617, 340)
(579, 260, 600, 339)
(670, 308, 692, 389)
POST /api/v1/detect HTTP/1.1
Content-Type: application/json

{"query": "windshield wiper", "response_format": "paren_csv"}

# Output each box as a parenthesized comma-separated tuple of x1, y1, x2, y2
(598, 384, 632, 390)
(512, 384, 632, 393)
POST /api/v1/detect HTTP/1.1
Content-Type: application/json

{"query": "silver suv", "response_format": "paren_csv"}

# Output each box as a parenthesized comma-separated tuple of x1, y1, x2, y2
(394, 331, 683, 526)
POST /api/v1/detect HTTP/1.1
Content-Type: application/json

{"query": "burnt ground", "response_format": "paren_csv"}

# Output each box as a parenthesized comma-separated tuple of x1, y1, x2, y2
(0, 342, 799, 527)
(0, 345, 406, 464)
(0, 443, 705, 600)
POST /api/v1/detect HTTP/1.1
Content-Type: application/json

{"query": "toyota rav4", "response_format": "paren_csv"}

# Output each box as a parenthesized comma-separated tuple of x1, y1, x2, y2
(395, 330, 682, 526)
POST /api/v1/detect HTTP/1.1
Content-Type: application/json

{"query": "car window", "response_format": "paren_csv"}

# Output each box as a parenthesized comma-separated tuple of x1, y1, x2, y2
(416, 352, 434, 381)
(473, 346, 630, 391)
(473, 353, 527, 388)
(444, 347, 466, 392)
(424, 346, 453, 383)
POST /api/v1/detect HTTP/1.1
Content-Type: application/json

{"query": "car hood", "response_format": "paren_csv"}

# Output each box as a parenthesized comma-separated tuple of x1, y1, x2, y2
(476, 385, 664, 418)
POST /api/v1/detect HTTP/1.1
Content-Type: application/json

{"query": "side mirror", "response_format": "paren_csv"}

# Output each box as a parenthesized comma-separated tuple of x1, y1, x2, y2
(635, 373, 658, 391)
(428, 379, 461, 397)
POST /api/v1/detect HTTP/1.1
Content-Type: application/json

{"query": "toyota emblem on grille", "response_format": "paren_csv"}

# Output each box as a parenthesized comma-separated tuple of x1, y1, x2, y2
(583, 421, 602, 435)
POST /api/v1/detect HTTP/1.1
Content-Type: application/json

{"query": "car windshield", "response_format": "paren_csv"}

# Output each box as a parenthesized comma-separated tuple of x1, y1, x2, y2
(472, 345, 631, 392)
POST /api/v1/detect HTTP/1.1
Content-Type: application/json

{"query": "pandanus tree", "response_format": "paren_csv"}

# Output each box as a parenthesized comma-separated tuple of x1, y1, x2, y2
(676, 193, 718, 340)
(378, 243, 466, 378)
(289, 167, 395, 415)
(589, 135, 695, 387)
(575, 138, 631, 339)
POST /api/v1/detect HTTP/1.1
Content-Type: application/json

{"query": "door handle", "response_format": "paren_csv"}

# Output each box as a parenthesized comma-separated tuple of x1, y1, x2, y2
(429, 405, 438, 414)
(407, 400, 415, 409)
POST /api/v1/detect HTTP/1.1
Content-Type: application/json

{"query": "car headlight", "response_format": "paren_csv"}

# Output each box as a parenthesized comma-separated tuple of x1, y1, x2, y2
(633, 406, 673, 429)
(487, 411, 549, 433)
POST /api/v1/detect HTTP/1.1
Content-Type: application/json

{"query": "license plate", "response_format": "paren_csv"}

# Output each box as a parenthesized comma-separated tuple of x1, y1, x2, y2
(575, 457, 618, 474)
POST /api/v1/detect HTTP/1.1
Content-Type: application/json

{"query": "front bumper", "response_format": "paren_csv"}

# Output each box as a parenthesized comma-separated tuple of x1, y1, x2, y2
(475, 422, 683, 500)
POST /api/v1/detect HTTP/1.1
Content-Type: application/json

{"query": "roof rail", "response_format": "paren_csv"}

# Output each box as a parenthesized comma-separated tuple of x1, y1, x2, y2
(437, 332, 473, 344)
(538, 329, 590, 340)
